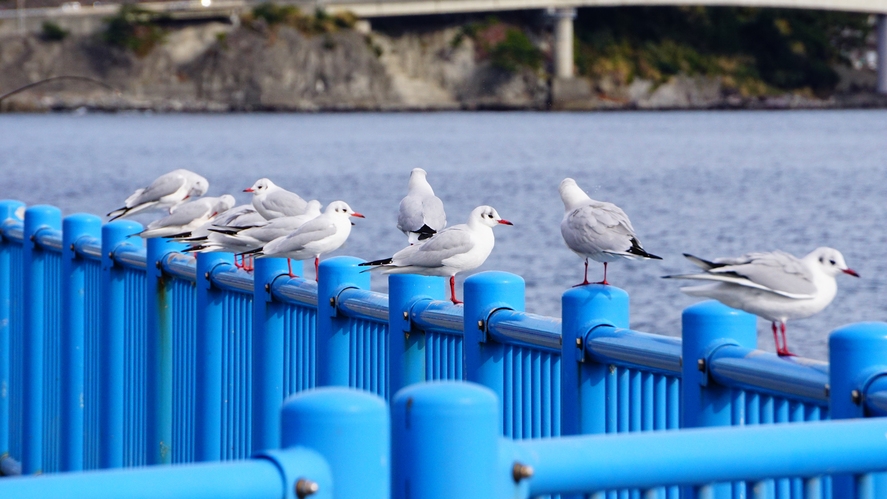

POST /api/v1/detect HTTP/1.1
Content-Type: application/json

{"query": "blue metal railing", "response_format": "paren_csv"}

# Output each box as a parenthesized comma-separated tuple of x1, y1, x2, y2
(3, 200, 887, 498)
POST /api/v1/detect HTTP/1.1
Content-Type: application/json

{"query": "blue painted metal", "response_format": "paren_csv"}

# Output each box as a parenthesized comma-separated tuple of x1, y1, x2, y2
(219, 280, 254, 460)
(410, 300, 464, 382)
(22, 205, 62, 474)
(829, 322, 887, 498)
(81, 253, 102, 470)
(99, 221, 143, 469)
(194, 252, 231, 462)
(280, 387, 389, 499)
(392, 382, 502, 499)
(388, 275, 446, 395)
(708, 346, 829, 404)
(0, 200, 25, 466)
(60, 214, 102, 472)
(316, 257, 371, 388)
(864, 375, 887, 416)
(463, 271, 525, 431)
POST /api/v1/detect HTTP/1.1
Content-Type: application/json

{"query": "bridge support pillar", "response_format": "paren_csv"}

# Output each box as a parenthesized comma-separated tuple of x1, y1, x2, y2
(878, 14, 887, 94)
(553, 8, 575, 79)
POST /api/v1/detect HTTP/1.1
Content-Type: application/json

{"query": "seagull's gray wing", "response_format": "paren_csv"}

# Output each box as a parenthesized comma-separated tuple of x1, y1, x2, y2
(264, 190, 308, 216)
(146, 199, 211, 229)
(265, 217, 336, 254)
(422, 195, 447, 231)
(708, 251, 817, 296)
(563, 202, 637, 255)
(128, 172, 187, 207)
(394, 226, 473, 267)
(397, 196, 426, 233)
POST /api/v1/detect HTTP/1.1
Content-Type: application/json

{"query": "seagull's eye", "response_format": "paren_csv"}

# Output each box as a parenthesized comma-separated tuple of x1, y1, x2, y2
(819, 257, 824, 263)
(829, 259, 836, 265)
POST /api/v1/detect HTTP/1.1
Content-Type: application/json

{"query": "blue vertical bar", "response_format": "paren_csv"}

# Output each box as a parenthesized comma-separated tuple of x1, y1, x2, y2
(60, 214, 102, 472)
(145, 238, 187, 466)
(99, 221, 142, 469)
(21, 205, 62, 474)
(463, 271, 525, 423)
(316, 257, 370, 387)
(194, 252, 233, 462)
(560, 284, 629, 437)
(388, 274, 445, 396)
(0, 200, 25, 463)
(681, 300, 756, 499)
(251, 257, 290, 453)
(829, 322, 887, 498)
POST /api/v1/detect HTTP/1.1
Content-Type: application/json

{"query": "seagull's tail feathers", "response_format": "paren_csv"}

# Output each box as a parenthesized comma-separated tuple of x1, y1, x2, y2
(415, 225, 437, 241)
(626, 238, 662, 260)
(238, 247, 264, 257)
(359, 257, 394, 267)
(107, 200, 156, 221)
(682, 253, 721, 270)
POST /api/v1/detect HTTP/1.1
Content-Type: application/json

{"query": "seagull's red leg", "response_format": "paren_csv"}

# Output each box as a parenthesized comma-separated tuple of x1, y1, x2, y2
(594, 262, 609, 286)
(449, 275, 462, 305)
(287, 259, 295, 278)
(234, 254, 242, 269)
(772, 322, 782, 354)
(572, 258, 591, 287)
(778, 322, 795, 357)
(314, 257, 320, 282)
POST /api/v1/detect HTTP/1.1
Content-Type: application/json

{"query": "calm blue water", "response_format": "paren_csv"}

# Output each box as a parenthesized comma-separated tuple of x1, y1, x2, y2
(2, 110, 886, 360)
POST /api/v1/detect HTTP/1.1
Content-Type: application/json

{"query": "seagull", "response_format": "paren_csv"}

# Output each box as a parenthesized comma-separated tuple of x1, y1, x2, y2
(663, 248, 859, 356)
(244, 178, 309, 219)
(359, 205, 512, 304)
(397, 168, 447, 244)
(137, 195, 235, 239)
(108, 169, 209, 221)
(243, 201, 364, 279)
(559, 178, 661, 286)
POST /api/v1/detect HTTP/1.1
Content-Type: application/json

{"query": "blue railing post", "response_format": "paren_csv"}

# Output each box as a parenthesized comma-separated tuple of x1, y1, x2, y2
(463, 271, 525, 416)
(251, 257, 291, 454)
(99, 220, 142, 469)
(316, 257, 370, 387)
(280, 387, 388, 499)
(560, 284, 629, 437)
(681, 300, 756, 499)
(392, 382, 502, 499)
(21, 205, 62, 474)
(388, 274, 446, 395)
(60, 214, 102, 472)
(145, 238, 188, 465)
(0, 200, 25, 467)
(194, 252, 234, 462)
(829, 322, 887, 498)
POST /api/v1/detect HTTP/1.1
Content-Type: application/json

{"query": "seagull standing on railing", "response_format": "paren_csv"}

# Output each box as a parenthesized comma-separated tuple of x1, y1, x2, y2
(244, 178, 310, 219)
(359, 205, 512, 304)
(663, 248, 859, 357)
(559, 177, 661, 286)
(108, 169, 209, 221)
(137, 195, 235, 239)
(242, 201, 364, 279)
(397, 168, 447, 244)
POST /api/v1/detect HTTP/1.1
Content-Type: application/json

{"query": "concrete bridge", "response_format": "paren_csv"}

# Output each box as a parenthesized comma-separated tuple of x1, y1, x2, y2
(2, 0, 886, 93)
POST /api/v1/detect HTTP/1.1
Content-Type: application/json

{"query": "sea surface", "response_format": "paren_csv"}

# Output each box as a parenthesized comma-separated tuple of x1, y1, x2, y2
(1, 110, 886, 360)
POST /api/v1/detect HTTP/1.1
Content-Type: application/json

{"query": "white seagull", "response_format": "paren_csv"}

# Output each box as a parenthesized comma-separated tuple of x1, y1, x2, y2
(360, 205, 512, 304)
(397, 168, 447, 244)
(108, 169, 209, 221)
(137, 195, 235, 239)
(245, 201, 364, 279)
(244, 178, 309, 219)
(664, 248, 859, 356)
(559, 178, 661, 286)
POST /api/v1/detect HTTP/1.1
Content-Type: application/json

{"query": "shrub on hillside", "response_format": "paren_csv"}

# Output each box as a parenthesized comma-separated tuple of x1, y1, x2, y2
(102, 5, 168, 57)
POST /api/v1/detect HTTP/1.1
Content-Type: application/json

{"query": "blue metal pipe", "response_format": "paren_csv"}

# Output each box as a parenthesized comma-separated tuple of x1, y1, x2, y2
(316, 257, 370, 388)
(0, 200, 25, 462)
(560, 284, 629, 437)
(281, 387, 388, 499)
(463, 271, 525, 421)
(60, 214, 102, 471)
(584, 326, 681, 376)
(194, 252, 234, 462)
(272, 277, 318, 307)
(520, 417, 887, 496)
(22, 205, 62, 474)
(829, 322, 887, 497)
(337, 287, 389, 322)
(864, 374, 887, 417)
(99, 221, 142, 469)
(410, 300, 463, 332)
(708, 345, 829, 404)
(388, 275, 446, 395)
(251, 257, 290, 453)
(487, 310, 561, 353)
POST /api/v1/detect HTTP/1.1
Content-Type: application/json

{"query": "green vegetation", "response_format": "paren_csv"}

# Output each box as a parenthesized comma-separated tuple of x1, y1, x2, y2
(102, 5, 169, 57)
(574, 7, 872, 96)
(246, 3, 357, 35)
(453, 18, 543, 73)
(41, 21, 68, 41)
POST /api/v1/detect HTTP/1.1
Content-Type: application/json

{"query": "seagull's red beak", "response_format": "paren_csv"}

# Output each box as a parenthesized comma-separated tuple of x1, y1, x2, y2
(351, 212, 365, 218)
(243, 188, 254, 193)
(498, 219, 513, 226)
(183, 195, 190, 200)
(843, 268, 860, 277)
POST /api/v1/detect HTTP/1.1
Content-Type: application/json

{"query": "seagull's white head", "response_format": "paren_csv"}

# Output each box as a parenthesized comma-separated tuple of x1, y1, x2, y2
(469, 205, 513, 229)
(807, 247, 859, 278)
(305, 199, 323, 215)
(214, 195, 236, 214)
(188, 178, 209, 199)
(408, 168, 434, 194)
(325, 201, 365, 219)
(559, 178, 592, 211)
(244, 178, 275, 195)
